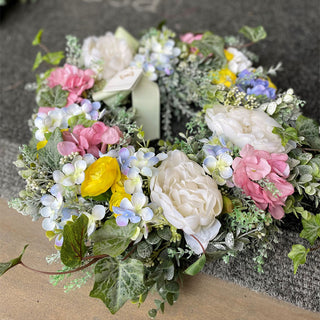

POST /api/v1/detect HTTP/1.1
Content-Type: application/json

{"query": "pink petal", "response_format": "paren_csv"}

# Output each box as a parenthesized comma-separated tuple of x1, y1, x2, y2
(38, 107, 54, 114)
(101, 127, 121, 145)
(57, 141, 80, 156)
(269, 205, 285, 220)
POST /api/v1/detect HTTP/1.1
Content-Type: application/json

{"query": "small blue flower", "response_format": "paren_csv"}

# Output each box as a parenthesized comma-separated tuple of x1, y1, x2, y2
(80, 99, 101, 120)
(237, 69, 276, 100)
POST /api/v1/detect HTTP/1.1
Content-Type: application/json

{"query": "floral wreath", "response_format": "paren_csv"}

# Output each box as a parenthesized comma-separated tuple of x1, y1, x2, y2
(1, 25, 320, 318)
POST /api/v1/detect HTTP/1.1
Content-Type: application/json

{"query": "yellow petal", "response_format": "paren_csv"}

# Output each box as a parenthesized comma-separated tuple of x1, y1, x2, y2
(224, 49, 234, 61)
(81, 157, 121, 198)
(37, 140, 48, 150)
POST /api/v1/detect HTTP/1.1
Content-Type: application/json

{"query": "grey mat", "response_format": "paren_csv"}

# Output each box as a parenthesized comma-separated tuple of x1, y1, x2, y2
(0, 0, 319, 314)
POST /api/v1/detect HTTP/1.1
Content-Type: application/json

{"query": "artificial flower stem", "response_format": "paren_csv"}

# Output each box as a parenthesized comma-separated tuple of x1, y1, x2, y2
(19, 258, 101, 275)
(310, 244, 320, 252)
(38, 43, 50, 54)
(190, 235, 206, 254)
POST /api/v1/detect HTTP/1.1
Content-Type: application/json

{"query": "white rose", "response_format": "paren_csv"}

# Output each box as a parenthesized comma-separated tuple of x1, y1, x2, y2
(226, 47, 252, 74)
(205, 105, 285, 153)
(81, 32, 133, 81)
(150, 150, 222, 254)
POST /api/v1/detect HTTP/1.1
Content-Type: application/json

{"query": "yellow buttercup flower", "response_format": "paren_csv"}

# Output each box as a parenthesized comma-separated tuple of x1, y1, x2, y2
(224, 49, 234, 62)
(81, 156, 121, 198)
(211, 68, 236, 88)
(36, 140, 48, 150)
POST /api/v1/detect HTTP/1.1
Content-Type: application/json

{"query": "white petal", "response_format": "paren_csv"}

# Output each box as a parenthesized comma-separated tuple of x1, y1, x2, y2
(62, 163, 75, 176)
(42, 218, 56, 231)
(75, 159, 87, 171)
(220, 167, 233, 179)
(92, 205, 106, 221)
(184, 220, 221, 255)
(75, 172, 85, 184)
(218, 153, 233, 166)
(40, 206, 52, 218)
(141, 167, 152, 177)
(53, 170, 65, 183)
(132, 192, 147, 210)
(120, 198, 134, 211)
(41, 194, 55, 206)
(140, 207, 153, 221)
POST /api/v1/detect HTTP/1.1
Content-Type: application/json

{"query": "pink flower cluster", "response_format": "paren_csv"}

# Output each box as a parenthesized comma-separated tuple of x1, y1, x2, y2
(47, 64, 95, 106)
(180, 33, 203, 54)
(232, 144, 294, 219)
(57, 122, 122, 158)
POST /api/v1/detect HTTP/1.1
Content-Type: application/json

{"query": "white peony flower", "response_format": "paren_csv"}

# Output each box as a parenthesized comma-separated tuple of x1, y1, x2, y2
(226, 47, 252, 74)
(150, 150, 222, 254)
(81, 32, 133, 81)
(205, 105, 285, 153)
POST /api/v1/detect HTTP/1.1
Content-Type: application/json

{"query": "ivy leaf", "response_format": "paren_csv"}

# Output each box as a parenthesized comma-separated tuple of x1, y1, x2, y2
(191, 32, 226, 68)
(90, 257, 146, 314)
(296, 115, 320, 149)
(42, 51, 65, 66)
(39, 85, 68, 108)
(60, 215, 88, 268)
(0, 245, 28, 277)
(272, 126, 299, 146)
(32, 29, 43, 46)
(184, 254, 206, 276)
(92, 219, 138, 257)
(32, 52, 43, 71)
(288, 244, 309, 274)
(239, 25, 267, 43)
(300, 214, 320, 245)
(37, 128, 63, 169)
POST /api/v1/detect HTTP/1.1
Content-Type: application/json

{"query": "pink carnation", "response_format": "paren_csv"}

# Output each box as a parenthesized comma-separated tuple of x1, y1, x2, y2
(232, 144, 294, 219)
(57, 122, 122, 158)
(47, 64, 95, 106)
(180, 33, 203, 54)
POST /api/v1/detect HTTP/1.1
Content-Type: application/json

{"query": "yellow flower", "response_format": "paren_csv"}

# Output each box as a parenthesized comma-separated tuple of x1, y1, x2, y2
(109, 192, 131, 213)
(224, 49, 234, 62)
(211, 68, 236, 88)
(37, 140, 48, 150)
(267, 76, 277, 90)
(81, 156, 121, 198)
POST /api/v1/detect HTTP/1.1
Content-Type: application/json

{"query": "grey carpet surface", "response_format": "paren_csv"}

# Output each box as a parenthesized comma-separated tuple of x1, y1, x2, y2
(0, 0, 319, 314)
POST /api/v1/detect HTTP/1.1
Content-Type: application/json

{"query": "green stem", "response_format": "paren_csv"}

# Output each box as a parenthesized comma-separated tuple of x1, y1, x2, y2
(19, 257, 100, 275)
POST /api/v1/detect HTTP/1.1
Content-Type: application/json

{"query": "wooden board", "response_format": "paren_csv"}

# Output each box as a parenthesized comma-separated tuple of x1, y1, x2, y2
(0, 198, 319, 320)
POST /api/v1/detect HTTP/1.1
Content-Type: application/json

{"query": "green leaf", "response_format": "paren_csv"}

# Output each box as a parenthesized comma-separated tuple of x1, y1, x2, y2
(300, 214, 320, 245)
(296, 115, 320, 149)
(184, 254, 206, 276)
(272, 126, 299, 146)
(92, 219, 138, 257)
(0, 245, 28, 277)
(90, 257, 146, 314)
(37, 128, 63, 169)
(32, 52, 43, 71)
(42, 51, 65, 66)
(32, 29, 43, 46)
(191, 32, 226, 68)
(137, 242, 153, 259)
(288, 244, 309, 274)
(39, 85, 68, 108)
(61, 215, 88, 268)
(239, 25, 267, 43)
(68, 114, 96, 130)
